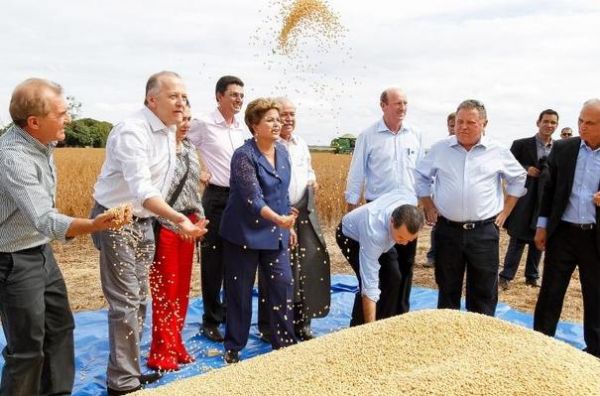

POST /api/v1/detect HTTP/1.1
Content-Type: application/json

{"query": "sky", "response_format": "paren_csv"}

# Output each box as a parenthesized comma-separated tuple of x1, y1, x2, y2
(1, 0, 600, 147)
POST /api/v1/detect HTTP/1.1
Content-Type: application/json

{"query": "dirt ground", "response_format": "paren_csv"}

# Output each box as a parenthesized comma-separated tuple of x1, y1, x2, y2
(53, 225, 583, 323)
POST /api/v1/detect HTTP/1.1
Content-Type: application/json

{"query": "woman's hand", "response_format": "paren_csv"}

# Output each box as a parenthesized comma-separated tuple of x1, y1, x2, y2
(276, 214, 296, 229)
(289, 229, 298, 247)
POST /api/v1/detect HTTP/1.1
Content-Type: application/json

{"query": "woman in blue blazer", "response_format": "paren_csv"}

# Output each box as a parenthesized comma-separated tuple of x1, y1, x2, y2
(219, 98, 298, 363)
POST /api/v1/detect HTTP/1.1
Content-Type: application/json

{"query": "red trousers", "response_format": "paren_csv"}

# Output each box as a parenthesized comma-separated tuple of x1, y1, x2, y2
(148, 217, 196, 371)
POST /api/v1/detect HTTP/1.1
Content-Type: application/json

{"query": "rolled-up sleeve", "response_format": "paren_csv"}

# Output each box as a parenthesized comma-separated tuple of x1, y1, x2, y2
(358, 238, 384, 302)
(415, 149, 436, 198)
(0, 151, 73, 241)
(502, 148, 528, 198)
(345, 133, 367, 205)
(111, 129, 162, 206)
(231, 149, 267, 215)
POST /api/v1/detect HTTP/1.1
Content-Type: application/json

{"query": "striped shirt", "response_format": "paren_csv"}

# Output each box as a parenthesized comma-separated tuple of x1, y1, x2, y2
(0, 125, 73, 252)
(158, 138, 205, 232)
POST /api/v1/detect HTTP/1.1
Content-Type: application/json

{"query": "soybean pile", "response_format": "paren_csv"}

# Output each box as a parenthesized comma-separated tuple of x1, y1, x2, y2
(136, 309, 600, 395)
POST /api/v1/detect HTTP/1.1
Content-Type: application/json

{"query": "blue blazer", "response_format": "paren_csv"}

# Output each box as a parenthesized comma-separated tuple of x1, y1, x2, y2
(219, 139, 292, 250)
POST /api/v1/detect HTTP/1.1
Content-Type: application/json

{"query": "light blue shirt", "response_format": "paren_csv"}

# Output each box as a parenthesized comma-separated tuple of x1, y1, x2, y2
(415, 136, 527, 222)
(538, 140, 600, 227)
(341, 190, 417, 302)
(345, 119, 424, 204)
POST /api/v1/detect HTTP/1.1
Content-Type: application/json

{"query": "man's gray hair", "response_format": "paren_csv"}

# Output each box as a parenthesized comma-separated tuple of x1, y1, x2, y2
(391, 205, 424, 234)
(457, 99, 487, 121)
(9, 78, 63, 127)
(275, 96, 295, 107)
(144, 71, 181, 105)
(583, 98, 600, 108)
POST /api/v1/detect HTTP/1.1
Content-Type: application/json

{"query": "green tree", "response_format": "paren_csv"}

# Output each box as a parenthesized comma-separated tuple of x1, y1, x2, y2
(64, 118, 113, 147)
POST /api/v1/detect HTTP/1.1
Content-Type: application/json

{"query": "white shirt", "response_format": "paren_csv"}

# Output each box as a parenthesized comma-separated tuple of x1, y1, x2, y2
(345, 119, 424, 204)
(415, 135, 527, 222)
(280, 133, 316, 205)
(93, 107, 176, 218)
(341, 190, 417, 302)
(187, 108, 247, 187)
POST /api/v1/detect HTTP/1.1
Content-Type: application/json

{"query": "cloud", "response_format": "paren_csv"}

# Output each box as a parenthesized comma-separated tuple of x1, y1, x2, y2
(1, 0, 599, 146)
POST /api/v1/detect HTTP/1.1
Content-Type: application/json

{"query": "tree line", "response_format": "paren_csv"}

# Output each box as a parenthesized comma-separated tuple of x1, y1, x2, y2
(0, 97, 113, 147)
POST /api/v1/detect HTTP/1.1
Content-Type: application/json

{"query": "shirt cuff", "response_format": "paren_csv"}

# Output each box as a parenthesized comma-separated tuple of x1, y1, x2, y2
(345, 192, 360, 205)
(537, 217, 548, 228)
(415, 183, 432, 198)
(361, 286, 380, 303)
(506, 185, 527, 198)
(51, 213, 75, 242)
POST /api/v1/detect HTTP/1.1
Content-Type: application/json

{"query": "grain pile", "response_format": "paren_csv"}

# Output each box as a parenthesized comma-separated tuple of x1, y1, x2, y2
(136, 310, 600, 395)
(277, 0, 344, 55)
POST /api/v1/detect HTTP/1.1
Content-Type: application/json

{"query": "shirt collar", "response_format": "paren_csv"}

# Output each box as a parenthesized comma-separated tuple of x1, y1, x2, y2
(212, 108, 240, 128)
(13, 124, 52, 154)
(142, 106, 172, 134)
(376, 118, 408, 134)
(580, 138, 600, 152)
(280, 133, 298, 145)
(535, 133, 553, 148)
(449, 134, 490, 149)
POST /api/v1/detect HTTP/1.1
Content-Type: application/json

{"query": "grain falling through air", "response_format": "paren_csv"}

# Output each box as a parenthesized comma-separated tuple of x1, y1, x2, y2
(278, 0, 345, 55)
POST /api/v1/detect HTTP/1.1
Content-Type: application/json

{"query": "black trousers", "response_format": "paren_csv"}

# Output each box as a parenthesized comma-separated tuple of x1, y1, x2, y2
(0, 244, 75, 396)
(534, 223, 600, 357)
(223, 240, 296, 351)
(499, 236, 541, 281)
(434, 220, 500, 316)
(200, 185, 229, 326)
(335, 223, 416, 326)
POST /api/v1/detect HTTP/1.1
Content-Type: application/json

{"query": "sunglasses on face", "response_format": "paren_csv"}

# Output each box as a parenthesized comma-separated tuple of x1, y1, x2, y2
(561, 132, 572, 137)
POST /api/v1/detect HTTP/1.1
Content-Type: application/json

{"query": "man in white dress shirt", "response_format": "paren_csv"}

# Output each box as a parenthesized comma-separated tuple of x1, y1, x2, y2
(92, 71, 206, 395)
(344, 87, 424, 324)
(187, 75, 246, 342)
(258, 97, 331, 341)
(415, 99, 527, 316)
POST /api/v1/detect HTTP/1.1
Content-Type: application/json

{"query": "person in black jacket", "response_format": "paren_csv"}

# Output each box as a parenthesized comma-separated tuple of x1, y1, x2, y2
(533, 99, 600, 358)
(500, 109, 559, 290)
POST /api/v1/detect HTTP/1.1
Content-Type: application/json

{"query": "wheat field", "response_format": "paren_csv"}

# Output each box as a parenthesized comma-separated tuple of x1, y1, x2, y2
(54, 149, 351, 227)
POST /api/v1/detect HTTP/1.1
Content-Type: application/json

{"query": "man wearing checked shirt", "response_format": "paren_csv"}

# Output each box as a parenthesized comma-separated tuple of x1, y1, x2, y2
(344, 87, 424, 322)
(415, 99, 527, 316)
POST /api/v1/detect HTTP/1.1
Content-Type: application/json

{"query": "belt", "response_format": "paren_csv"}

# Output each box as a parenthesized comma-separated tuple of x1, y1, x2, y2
(562, 221, 596, 231)
(207, 184, 230, 193)
(438, 216, 496, 230)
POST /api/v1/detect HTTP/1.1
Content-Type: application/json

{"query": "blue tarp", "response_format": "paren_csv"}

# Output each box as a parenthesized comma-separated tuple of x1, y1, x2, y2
(0, 275, 585, 395)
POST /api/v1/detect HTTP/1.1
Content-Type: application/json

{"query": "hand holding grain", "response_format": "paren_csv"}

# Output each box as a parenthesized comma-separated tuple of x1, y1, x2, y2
(101, 203, 133, 231)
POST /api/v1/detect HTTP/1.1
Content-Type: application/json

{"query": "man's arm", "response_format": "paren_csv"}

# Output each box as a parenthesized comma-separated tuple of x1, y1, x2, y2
(415, 146, 437, 224)
(495, 195, 520, 228)
(65, 210, 129, 237)
(357, 238, 385, 324)
(534, 146, 559, 250)
(144, 196, 207, 237)
(0, 151, 126, 240)
(344, 132, 367, 208)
